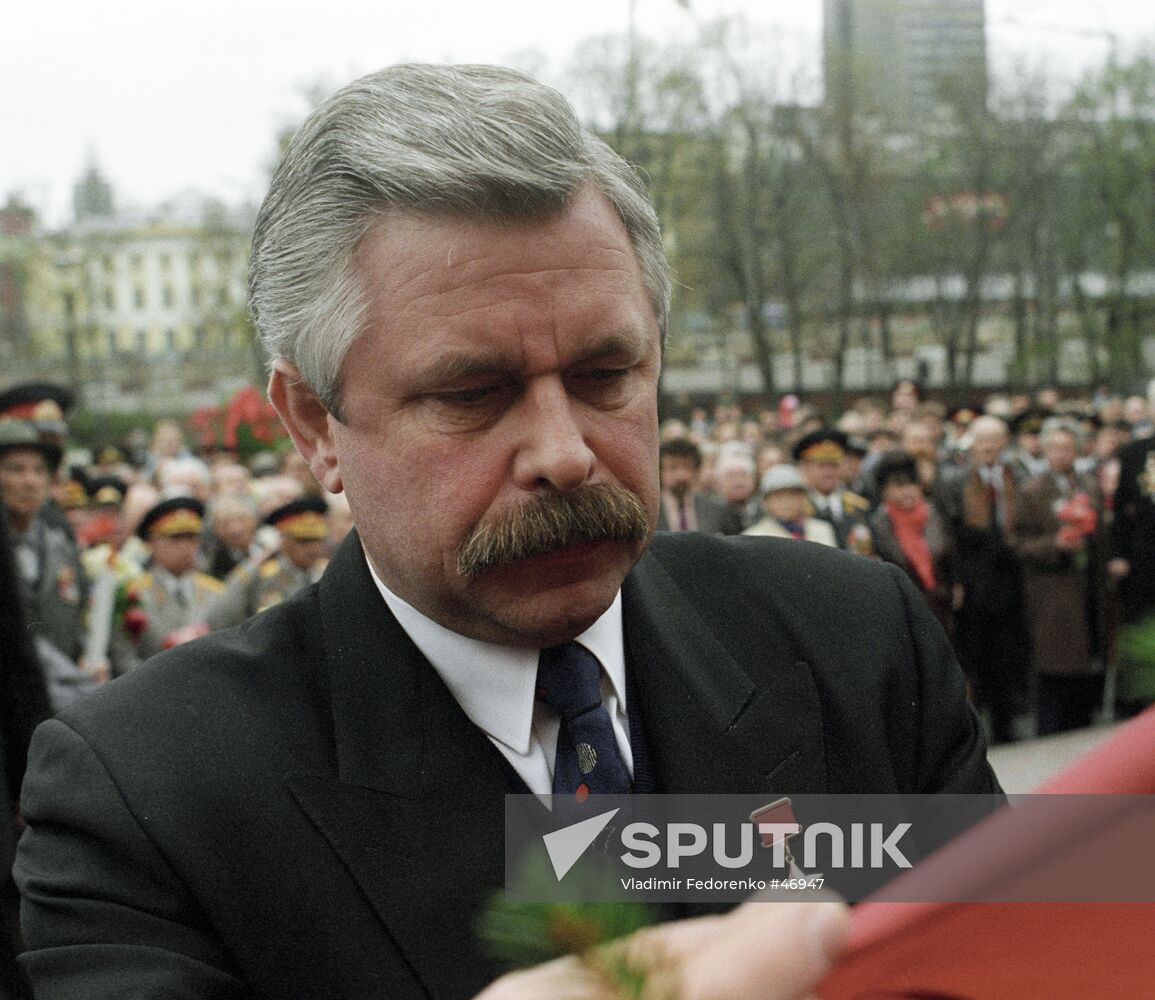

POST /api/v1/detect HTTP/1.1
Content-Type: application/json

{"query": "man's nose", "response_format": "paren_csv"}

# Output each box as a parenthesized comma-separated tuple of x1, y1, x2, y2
(511, 379, 596, 493)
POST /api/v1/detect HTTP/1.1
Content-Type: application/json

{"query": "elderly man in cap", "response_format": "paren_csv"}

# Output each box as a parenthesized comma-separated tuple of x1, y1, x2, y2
(106, 498, 224, 676)
(204, 496, 330, 629)
(743, 464, 837, 546)
(16, 64, 997, 1000)
(0, 421, 99, 711)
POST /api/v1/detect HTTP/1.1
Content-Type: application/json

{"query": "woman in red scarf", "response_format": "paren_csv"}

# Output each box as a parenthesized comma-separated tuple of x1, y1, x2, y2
(868, 450, 955, 632)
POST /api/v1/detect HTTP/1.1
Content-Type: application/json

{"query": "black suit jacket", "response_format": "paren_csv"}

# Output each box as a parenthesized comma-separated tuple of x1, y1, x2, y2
(16, 531, 996, 999)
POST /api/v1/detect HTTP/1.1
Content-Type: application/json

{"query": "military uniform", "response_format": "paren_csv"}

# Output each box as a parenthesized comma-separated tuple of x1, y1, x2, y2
(792, 429, 875, 554)
(108, 498, 224, 676)
(808, 487, 875, 554)
(205, 552, 325, 630)
(11, 512, 89, 669)
(109, 567, 224, 675)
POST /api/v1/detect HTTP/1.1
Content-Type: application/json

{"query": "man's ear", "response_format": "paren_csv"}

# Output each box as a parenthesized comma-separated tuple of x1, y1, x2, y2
(268, 360, 343, 494)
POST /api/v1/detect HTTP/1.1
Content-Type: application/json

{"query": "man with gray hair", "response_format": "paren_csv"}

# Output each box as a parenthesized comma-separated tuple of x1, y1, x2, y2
(935, 414, 1031, 743)
(16, 64, 996, 999)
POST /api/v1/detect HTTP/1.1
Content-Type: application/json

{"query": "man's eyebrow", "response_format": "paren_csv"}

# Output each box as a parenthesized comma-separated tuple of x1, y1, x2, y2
(412, 352, 513, 391)
(411, 331, 651, 390)
(567, 331, 650, 366)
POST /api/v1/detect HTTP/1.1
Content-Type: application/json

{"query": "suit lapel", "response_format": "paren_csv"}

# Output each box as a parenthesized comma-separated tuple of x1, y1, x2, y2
(621, 545, 827, 795)
(287, 534, 510, 997)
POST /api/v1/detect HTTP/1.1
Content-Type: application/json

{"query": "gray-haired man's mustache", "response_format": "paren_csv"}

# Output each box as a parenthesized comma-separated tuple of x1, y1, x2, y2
(456, 483, 649, 578)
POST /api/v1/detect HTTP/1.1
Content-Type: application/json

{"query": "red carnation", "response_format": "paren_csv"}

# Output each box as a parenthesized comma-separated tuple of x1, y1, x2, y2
(122, 607, 149, 640)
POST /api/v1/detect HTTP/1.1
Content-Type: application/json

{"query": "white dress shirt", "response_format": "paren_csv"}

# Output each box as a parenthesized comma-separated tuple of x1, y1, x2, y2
(365, 554, 633, 795)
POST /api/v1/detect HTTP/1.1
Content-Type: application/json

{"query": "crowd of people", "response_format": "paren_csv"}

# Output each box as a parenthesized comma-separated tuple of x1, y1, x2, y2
(656, 377, 1155, 741)
(0, 383, 352, 713)
(4, 375, 1154, 747)
(6, 369, 1145, 994)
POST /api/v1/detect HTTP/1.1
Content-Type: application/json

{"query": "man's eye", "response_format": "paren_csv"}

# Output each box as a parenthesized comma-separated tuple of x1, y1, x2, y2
(577, 368, 630, 384)
(421, 384, 515, 430)
(570, 368, 634, 402)
(436, 385, 503, 406)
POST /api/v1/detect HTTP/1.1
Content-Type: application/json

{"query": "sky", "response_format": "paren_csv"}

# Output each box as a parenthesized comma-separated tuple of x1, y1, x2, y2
(4, 0, 1154, 227)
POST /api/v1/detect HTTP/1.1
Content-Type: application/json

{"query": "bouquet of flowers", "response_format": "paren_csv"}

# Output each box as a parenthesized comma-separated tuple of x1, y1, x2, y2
(114, 581, 148, 643)
(189, 385, 288, 459)
(1056, 492, 1097, 547)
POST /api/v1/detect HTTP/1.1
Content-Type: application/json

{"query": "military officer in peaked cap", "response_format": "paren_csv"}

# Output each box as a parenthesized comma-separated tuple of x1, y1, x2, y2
(107, 498, 224, 676)
(0, 383, 78, 543)
(205, 497, 330, 630)
(791, 428, 874, 555)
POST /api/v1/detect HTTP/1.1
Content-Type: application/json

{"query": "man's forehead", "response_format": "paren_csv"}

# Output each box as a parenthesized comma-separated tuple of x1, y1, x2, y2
(0, 448, 48, 466)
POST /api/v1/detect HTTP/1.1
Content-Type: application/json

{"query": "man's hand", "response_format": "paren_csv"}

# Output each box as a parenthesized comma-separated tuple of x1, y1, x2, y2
(78, 655, 110, 683)
(476, 895, 849, 1000)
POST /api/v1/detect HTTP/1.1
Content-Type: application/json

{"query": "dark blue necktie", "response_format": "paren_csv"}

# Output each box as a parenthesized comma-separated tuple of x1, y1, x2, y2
(536, 642, 631, 800)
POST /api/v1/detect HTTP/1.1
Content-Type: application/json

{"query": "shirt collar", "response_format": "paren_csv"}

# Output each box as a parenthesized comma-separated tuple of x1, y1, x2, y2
(364, 548, 626, 757)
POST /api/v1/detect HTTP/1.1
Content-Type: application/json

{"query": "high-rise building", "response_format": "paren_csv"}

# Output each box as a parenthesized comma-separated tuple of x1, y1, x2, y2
(824, 0, 987, 121)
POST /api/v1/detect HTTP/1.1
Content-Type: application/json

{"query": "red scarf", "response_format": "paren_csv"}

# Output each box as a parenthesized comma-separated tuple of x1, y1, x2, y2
(886, 496, 936, 593)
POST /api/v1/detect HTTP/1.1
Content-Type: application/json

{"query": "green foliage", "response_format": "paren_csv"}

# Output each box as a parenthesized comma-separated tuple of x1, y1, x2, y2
(66, 409, 165, 452)
(1118, 614, 1155, 701)
(478, 851, 659, 975)
(561, 19, 1155, 394)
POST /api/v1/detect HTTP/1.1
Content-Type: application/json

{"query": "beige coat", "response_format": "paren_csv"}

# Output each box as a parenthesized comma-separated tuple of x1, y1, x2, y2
(743, 516, 837, 547)
(1008, 471, 1108, 676)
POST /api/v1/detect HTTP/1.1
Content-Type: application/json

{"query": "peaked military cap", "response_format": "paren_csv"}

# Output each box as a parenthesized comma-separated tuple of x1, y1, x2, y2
(0, 382, 74, 437)
(263, 497, 329, 541)
(792, 428, 849, 464)
(138, 497, 207, 540)
(88, 475, 129, 507)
